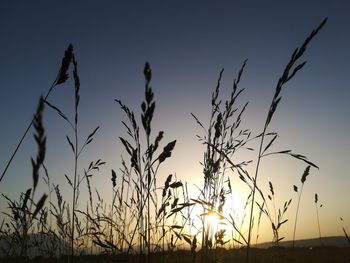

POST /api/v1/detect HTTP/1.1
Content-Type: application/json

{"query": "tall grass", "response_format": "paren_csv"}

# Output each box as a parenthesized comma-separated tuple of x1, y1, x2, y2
(292, 166, 311, 247)
(0, 44, 73, 184)
(113, 62, 179, 261)
(1, 97, 47, 259)
(0, 18, 333, 263)
(245, 18, 326, 262)
(191, 60, 251, 254)
(195, 17, 326, 261)
(44, 46, 102, 262)
(315, 193, 323, 246)
(256, 181, 292, 247)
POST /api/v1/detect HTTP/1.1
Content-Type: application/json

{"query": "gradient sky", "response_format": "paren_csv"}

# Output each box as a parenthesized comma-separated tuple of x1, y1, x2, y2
(0, 1, 349, 244)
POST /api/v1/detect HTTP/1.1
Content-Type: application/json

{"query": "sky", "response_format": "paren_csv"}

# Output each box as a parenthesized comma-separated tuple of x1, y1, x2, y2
(0, 0, 349, 244)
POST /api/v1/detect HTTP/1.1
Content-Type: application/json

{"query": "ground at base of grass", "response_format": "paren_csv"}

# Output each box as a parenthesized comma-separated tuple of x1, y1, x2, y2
(1, 247, 349, 263)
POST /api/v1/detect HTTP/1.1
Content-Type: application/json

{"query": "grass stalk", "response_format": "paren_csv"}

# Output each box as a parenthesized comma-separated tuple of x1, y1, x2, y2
(292, 184, 303, 248)
(0, 44, 73, 184)
(117, 62, 177, 259)
(340, 217, 350, 247)
(315, 193, 323, 246)
(70, 54, 80, 263)
(246, 18, 327, 263)
(292, 166, 311, 248)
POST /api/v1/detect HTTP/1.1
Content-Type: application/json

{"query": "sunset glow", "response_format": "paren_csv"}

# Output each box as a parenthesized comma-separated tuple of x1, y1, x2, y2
(0, 1, 349, 262)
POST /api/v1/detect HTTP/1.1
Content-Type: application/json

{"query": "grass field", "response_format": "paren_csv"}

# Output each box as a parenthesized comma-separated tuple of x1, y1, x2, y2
(1, 17, 349, 263)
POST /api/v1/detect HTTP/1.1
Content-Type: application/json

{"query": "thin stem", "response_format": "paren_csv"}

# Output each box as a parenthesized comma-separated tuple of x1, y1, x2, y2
(316, 203, 322, 246)
(246, 122, 267, 262)
(162, 214, 165, 263)
(272, 195, 277, 232)
(292, 184, 304, 248)
(71, 121, 78, 262)
(138, 142, 143, 254)
(121, 163, 132, 251)
(0, 81, 56, 184)
(147, 134, 151, 262)
(71, 55, 79, 262)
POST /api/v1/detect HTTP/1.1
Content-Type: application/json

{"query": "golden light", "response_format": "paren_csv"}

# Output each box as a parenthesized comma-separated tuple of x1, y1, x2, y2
(203, 210, 228, 242)
(206, 211, 220, 231)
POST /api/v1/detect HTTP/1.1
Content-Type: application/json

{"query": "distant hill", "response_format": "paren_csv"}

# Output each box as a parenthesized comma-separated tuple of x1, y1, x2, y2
(257, 236, 349, 248)
(1, 233, 348, 258)
(0, 232, 69, 258)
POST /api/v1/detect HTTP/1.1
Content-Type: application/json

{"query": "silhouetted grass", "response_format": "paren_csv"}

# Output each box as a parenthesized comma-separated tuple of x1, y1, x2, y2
(0, 44, 73, 184)
(44, 46, 102, 262)
(191, 59, 250, 255)
(315, 193, 323, 246)
(1, 17, 343, 263)
(292, 165, 311, 247)
(340, 217, 350, 247)
(256, 181, 292, 247)
(1, 97, 47, 259)
(244, 18, 326, 263)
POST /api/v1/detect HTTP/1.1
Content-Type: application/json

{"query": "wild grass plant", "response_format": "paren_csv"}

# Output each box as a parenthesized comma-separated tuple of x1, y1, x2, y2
(198, 18, 325, 262)
(292, 165, 311, 247)
(315, 193, 323, 246)
(54, 63, 192, 263)
(0, 45, 73, 184)
(243, 18, 326, 262)
(0, 44, 75, 259)
(1, 97, 47, 259)
(256, 181, 292, 247)
(114, 62, 186, 262)
(191, 60, 251, 254)
(44, 46, 103, 261)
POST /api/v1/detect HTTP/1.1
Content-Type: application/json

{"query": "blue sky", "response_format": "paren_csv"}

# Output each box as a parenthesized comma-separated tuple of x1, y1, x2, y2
(0, 1, 349, 242)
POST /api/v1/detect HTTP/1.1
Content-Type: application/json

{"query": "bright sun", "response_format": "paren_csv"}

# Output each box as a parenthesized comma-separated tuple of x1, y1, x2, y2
(205, 212, 221, 231)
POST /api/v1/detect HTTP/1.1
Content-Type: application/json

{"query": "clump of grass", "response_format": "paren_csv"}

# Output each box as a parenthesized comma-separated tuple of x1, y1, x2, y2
(50, 184, 71, 255)
(194, 18, 326, 256)
(114, 62, 179, 261)
(199, 20, 326, 262)
(44, 46, 102, 261)
(67, 63, 186, 262)
(245, 18, 326, 262)
(255, 181, 292, 247)
(0, 44, 77, 260)
(156, 174, 185, 253)
(191, 60, 252, 253)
